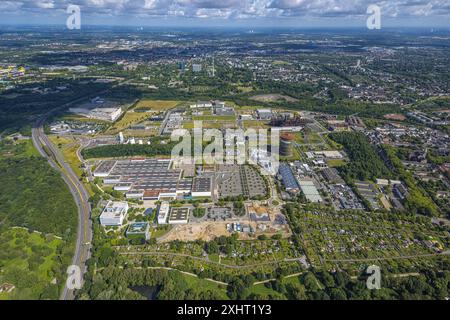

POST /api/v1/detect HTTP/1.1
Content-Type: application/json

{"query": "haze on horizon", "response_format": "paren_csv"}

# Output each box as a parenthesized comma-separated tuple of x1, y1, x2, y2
(0, 0, 449, 28)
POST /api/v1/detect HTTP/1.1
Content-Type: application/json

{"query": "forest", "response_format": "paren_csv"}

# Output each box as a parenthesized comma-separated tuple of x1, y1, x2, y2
(330, 132, 393, 181)
(0, 140, 78, 299)
(82, 142, 178, 159)
(0, 155, 78, 237)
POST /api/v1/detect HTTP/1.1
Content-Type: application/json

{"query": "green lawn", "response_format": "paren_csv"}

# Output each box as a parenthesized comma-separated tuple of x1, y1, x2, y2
(327, 159, 347, 167)
(135, 100, 180, 111)
(151, 226, 173, 239)
(247, 283, 286, 299)
(181, 273, 228, 299)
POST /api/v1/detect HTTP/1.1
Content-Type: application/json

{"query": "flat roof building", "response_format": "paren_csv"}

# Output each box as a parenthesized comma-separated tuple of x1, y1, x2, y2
(91, 107, 123, 122)
(158, 202, 170, 225)
(321, 168, 345, 184)
(114, 183, 132, 191)
(279, 163, 300, 192)
(257, 109, 272, 120)
(177, 179, 193, 194)
(192, 177, 212, 198)
(103, 176, 122, 184)
(298, 180, 323, 203)
(217, 165, 267, 199)
(100, 201, 128, 226)
(306, 151, 344, 159)
(193, 64, 203, 73)
(126, 222, 150, 241)
(169, 207, 190, 225)
(126, 189, 145, 199)
(190, 100, 212, 109)
(95, 159, 188, 200)
(94, 160, 117, 177)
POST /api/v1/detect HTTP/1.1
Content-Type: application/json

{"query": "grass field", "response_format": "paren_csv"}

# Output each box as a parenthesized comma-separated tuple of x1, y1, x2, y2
(248, 283, 282, 298)
(135, 100, 181, 111)
(0, 139, 39, 159)
(107, 111, 151, 134)
(327, 159, 347, 167)
(181, 273, 228, 299)
(272, 60, 290, 65)
(184, 121, 237, 130)
(124, 126, 160, 137)
(0, 228, 63, 300)
(280, 146, 301, 161)
(49, 136, 95, 196)
(247, 275, 303, 299)
(151, 226, 173, 239)
(237, 86, 254, 93)
(292, 132, 305, 144)
(59, 114, 110, 124)
(243, 120, 270, 130)
(49, 136, 82, 174)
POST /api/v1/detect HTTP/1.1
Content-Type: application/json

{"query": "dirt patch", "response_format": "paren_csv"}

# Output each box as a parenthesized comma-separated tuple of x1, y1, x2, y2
(159, 222, 231, 242)
(384, 113, 406, 121)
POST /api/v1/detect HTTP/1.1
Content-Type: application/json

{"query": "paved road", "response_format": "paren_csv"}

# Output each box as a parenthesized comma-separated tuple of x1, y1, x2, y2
(30, 79, 136, 300)
(32, 110, 93, 301)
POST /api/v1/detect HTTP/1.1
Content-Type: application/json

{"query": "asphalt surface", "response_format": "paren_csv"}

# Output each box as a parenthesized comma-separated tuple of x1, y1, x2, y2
(32, 111, 93, 301)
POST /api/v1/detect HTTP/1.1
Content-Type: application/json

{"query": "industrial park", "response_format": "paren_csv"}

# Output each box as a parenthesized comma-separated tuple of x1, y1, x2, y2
(0, 5, 449, 304)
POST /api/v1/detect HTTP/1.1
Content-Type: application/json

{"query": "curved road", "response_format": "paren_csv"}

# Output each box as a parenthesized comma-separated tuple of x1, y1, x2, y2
(32, 112, 92, 300)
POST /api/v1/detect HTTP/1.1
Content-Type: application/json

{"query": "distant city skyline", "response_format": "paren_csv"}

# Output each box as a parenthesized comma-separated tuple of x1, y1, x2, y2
(0, 0, 449, 28)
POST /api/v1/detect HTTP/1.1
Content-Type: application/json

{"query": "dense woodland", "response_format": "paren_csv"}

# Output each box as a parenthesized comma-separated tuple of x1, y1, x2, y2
(330, 132, 393, 181)
(0, 155, 78, 237)
(82, 142, 178, 159)
(0, 140, 78, 299)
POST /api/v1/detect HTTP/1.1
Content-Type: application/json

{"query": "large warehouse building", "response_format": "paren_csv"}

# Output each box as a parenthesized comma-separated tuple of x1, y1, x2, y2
(298, 180, 323, 203)
(191, 177, 213, 198)
(279, 163, 300, 192)
(95, 159, 193, 200)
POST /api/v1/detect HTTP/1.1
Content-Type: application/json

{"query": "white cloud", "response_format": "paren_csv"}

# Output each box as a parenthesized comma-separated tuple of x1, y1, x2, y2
(2, 0, 449, 21)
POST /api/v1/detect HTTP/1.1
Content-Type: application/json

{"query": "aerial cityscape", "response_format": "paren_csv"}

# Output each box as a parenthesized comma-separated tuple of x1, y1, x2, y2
(0, 0, 449, 308)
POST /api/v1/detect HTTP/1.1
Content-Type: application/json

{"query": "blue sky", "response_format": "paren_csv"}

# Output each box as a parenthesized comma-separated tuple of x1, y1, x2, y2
(0, 1, 449, 28)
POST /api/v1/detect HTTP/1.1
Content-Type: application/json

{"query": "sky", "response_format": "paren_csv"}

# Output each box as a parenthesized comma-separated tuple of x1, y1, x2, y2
(0, 0, 449, 28)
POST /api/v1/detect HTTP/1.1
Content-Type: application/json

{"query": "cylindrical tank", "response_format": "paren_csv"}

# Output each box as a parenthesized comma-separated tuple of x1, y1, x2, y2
(280, 133, 295, 157)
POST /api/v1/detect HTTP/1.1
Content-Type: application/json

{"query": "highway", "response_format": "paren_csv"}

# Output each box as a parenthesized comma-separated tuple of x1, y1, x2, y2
(32, 110, 93, 301)
(29, 79, 134, 299)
